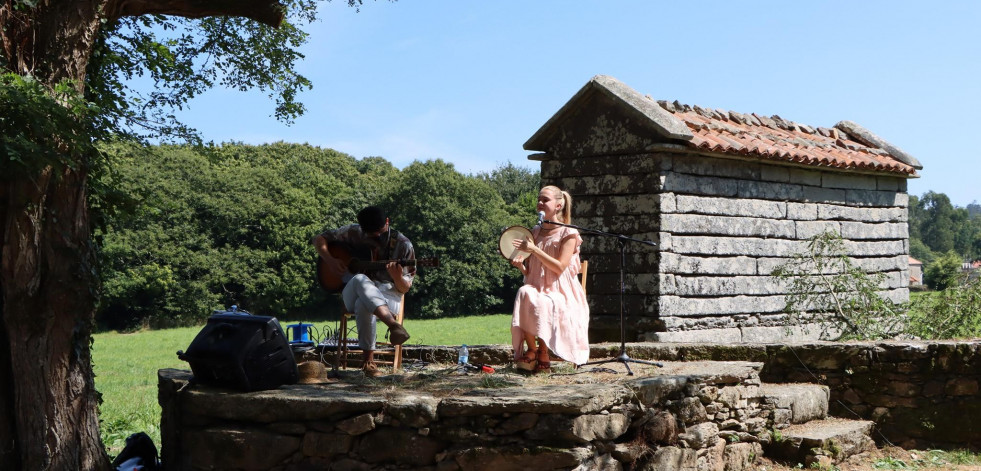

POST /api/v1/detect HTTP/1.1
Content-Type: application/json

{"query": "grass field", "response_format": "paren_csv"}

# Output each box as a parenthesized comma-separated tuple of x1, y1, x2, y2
(92, 313, 511, 455)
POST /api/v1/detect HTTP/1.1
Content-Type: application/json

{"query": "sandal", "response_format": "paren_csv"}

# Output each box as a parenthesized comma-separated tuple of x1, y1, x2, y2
(536, 346, 551, 373)
(515, 351, 537, 372)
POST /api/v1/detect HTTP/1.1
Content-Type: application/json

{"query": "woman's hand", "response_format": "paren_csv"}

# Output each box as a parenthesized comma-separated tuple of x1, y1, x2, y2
(512, 237, 535, 254)
(509, 255, 528, 275)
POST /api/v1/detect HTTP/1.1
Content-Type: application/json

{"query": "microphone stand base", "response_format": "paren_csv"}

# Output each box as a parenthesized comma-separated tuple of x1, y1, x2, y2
(578, 351, 663, 376)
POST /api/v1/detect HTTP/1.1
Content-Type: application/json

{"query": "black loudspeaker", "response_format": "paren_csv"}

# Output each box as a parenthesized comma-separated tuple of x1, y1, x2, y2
(178, 313, 298, 391)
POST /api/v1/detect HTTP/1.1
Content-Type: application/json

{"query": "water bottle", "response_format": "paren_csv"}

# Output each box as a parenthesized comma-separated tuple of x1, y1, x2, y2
(458, 344, 469, 365)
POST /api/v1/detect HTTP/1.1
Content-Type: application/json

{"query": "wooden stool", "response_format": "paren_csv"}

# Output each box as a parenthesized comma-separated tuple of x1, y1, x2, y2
(333, 294, 405, 372)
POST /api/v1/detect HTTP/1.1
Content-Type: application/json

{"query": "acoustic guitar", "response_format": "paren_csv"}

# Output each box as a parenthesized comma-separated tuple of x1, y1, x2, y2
(316, 243, 439, 293)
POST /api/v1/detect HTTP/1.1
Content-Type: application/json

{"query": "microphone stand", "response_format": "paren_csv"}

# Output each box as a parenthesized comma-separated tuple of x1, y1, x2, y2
(538, 218, 663, 375)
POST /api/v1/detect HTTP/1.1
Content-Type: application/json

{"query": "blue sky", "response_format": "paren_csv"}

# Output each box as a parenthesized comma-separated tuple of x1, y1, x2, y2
(179, 1, 980, 207)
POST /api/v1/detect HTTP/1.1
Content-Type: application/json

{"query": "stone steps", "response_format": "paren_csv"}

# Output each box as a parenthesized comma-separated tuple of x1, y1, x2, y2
(766, 415, 876, 467)
(759, 383, 829, 426)
(749, 382, 874, 467)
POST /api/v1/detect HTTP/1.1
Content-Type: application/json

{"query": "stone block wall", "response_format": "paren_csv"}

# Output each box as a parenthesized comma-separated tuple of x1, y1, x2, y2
(757, 341, 981, 450)
(439, 341, 981, 449)
(615, 340, 981, 450)
(541, 150, 910, 343)
(158, 367, 771, 471)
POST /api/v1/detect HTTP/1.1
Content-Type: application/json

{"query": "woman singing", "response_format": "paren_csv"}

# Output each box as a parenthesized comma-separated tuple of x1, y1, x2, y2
(509, 185, 590, 372)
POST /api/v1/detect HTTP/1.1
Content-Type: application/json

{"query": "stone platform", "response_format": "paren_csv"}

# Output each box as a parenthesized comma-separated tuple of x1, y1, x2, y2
(159, 355, 871, 470)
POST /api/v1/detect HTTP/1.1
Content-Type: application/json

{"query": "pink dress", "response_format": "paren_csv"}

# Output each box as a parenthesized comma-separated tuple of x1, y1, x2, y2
(511, 225, 590, 365)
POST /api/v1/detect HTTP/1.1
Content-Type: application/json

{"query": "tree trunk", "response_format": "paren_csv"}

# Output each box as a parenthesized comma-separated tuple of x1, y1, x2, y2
(0, 168, 108, 471)
(0, 0, 284, 468)
(1, 2, 112, 469)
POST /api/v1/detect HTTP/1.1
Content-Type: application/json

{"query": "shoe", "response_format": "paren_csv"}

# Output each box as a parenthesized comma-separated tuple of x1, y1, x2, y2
(388, 324, 410, 346)
(362, 362, 384, 378)
(536, 347, 551, 373)
(515, 351, 537, 372)
(515, 359, 537, 372)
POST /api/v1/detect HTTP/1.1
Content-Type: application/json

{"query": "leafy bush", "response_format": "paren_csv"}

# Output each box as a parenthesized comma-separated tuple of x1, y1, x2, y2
(925, 251, 965, 291)
(96, 142, 380, 328)
(906, 277, 981, 339)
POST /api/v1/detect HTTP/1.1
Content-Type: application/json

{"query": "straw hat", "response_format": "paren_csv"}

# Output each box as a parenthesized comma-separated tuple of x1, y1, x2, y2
(296, 361, 331, 384)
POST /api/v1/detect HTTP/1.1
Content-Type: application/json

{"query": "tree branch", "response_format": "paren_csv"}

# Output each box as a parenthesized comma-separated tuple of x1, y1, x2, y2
(104, 0, 286, 28)
(813, 258, 862, 336)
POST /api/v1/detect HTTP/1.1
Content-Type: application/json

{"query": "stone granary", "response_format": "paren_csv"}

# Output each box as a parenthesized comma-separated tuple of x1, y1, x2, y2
(524, 75, 921, 343)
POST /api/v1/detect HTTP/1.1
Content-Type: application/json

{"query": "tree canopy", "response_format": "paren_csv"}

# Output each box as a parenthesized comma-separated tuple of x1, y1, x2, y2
(96, 142, 539, 329)
(908, 191, 981, 287)
(85, 0, 344, 141)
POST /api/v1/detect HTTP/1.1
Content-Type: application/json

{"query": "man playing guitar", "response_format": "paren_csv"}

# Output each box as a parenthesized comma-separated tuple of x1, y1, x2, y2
(311, 206, 413, 378)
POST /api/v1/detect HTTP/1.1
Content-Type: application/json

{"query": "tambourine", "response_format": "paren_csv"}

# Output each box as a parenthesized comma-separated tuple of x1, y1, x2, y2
(498, 225, 534, 261)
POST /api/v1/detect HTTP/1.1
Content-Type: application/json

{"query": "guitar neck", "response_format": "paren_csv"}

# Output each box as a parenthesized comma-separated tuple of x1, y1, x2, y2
(350, 259, 417, 273)
(318, 250, 437, 293)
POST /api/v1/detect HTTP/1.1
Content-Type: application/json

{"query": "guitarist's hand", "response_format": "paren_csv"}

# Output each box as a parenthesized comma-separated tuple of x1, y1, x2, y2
(321, 255, 348, 276)
(385, 261, 402, 280)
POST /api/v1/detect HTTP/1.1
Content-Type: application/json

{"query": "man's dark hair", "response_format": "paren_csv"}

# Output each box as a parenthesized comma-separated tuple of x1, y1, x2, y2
(357, 206, 387, 233)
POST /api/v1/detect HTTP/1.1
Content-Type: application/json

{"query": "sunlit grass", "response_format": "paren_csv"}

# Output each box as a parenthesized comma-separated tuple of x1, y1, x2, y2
(873, 449, 981, 469)
(93, 327, 199, 456)
(284, 313, 512, 347)
(404, 313, 511, 347)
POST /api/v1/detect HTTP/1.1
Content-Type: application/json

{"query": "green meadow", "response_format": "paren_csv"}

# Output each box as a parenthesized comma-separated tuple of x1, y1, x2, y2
(93, 313, 511, 455)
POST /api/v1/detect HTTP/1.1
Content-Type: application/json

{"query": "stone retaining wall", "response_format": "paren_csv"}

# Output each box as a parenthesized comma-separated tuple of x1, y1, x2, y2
(592, 340, 981, 450)
(159, 340, 981, 470)
(409, 340, 981, 449)
(540, 151, 910, 343)
(758, 342, 981, 450)
(158, 363, 772, 471)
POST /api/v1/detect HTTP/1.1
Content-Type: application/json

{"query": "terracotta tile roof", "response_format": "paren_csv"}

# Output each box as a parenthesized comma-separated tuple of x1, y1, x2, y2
(657, 100, 918, 176)
(524, 76, 921, 177)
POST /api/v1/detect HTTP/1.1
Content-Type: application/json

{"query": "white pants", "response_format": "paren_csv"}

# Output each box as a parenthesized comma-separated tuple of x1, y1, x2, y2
(341, 274, 401, 350)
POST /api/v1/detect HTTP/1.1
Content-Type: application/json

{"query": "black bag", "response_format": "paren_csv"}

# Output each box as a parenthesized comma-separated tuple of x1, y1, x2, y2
(111, 432, 160, 471)
(178, 310, 298, 391)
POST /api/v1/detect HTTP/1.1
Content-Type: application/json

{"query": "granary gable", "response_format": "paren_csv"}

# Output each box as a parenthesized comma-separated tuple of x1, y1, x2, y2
(525, 75, 921, 176)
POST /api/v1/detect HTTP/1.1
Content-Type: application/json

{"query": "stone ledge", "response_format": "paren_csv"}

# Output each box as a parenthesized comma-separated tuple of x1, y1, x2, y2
(761, 383, 829, 424)
(438, 384, 630, 416)
(160, 339, 981, 469)
(158, 359, 773, 470)
(769, 417, 875, 464)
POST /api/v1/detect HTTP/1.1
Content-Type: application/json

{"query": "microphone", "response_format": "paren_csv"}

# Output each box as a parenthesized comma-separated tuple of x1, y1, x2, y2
(537, 211, 545, 225)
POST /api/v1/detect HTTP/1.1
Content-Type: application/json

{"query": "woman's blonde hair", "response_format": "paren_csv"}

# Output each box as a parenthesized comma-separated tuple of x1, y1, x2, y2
(542, 185, 573, 225)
